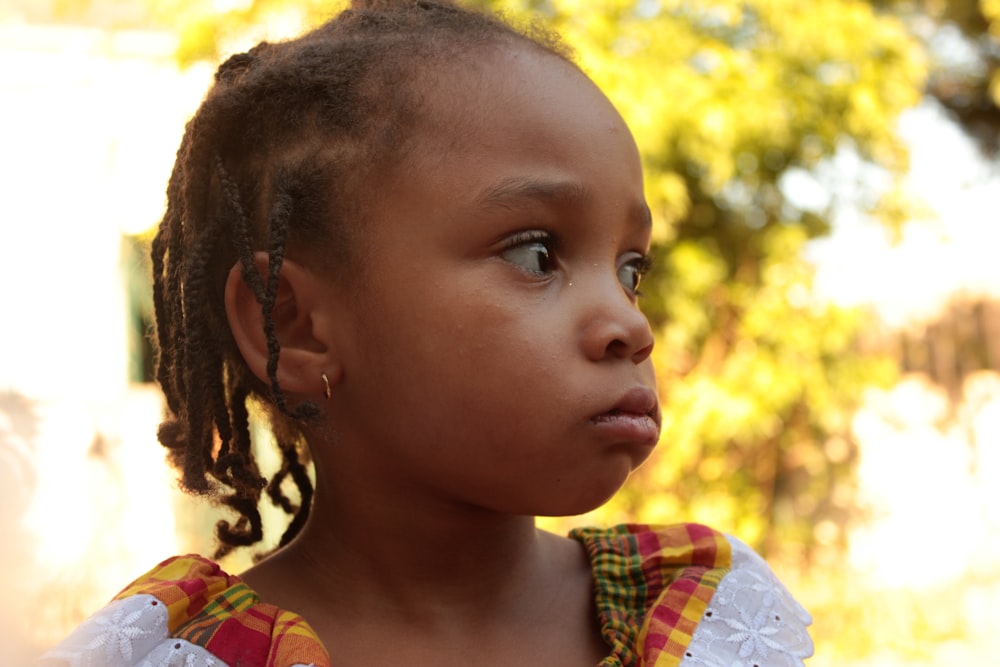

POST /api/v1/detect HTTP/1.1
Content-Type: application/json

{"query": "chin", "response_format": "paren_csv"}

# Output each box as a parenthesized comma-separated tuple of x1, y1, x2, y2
(536, 476, 631, 518)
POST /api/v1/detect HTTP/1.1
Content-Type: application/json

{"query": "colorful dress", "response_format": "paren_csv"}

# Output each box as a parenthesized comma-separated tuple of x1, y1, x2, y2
(39, 524, 812, 666)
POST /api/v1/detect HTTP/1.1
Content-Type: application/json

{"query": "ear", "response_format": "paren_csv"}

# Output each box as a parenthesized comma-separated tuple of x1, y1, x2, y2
(225, 252, 341, 398)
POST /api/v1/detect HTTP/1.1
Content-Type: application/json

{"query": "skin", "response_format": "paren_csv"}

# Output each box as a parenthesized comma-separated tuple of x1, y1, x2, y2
(229, 41, 659, 666)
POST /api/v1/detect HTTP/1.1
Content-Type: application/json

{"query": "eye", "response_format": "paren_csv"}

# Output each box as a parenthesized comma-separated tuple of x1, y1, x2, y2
(499, 231, 556, 276)
(617, 254, 652, 295)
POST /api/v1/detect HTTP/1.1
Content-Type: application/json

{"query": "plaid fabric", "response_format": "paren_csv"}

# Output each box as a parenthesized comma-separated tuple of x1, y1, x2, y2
(112, 524, 725, 666)
(114, 555, 331, 667)
(570, 524, 732, 667)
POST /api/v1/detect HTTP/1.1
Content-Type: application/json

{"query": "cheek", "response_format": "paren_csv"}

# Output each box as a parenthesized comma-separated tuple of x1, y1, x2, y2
(346, 259, 575, 399)
(442, 300, 566, 391)
(367, 295, 565, 423)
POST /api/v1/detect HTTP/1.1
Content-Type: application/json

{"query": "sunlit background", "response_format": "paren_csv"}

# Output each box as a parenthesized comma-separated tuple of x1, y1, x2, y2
(1, 0, 999, 665)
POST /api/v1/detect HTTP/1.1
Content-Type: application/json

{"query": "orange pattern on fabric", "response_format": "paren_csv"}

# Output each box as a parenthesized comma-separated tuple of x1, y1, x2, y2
(114, 555, 331, 667)
(111, 525, 727, 666)
(571, 524, 732, 667)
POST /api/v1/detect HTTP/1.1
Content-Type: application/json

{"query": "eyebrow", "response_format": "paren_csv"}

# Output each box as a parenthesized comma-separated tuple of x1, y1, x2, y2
(475, 176, 652, 230)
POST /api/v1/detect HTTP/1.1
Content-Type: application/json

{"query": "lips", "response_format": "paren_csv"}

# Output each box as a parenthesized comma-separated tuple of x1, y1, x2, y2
(610, 386, 659, 422)
(589, 386, 661, 444)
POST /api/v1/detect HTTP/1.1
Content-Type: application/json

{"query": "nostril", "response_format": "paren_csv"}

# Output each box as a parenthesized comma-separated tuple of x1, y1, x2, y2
(632, 340, 654, 364)
(604, 337, 653, 362)
(604, 337, 630, 359)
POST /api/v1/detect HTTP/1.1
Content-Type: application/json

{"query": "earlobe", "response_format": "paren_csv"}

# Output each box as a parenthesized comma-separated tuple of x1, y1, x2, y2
(224, 252, 341, 397)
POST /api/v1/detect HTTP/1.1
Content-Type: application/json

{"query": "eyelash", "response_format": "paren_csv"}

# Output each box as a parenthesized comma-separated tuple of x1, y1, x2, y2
(499, 230, 557, 276)
(498, 230, 652, 296)
(619, 254, 653, 297)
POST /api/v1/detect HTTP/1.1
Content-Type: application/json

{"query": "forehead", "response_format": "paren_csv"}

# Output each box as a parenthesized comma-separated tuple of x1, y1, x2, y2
(395, 43, 644, 194)
(352, 42, 650, 259)
(422, 45, 632, 148)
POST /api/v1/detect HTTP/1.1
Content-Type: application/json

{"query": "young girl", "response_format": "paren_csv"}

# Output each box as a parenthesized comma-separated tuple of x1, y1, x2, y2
(41, 1, 813, 665)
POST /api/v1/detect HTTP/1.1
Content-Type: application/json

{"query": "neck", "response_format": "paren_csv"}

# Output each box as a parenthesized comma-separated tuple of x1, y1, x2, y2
(236, 447, 605, 664)
(263, 468, 566, 626)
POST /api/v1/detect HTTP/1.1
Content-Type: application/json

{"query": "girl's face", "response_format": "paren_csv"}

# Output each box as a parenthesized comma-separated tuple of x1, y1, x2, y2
(324, 44, 659, 517)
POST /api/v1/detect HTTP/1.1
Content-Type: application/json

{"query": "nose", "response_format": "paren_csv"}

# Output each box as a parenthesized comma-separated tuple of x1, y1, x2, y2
(579, 283, 655, 365)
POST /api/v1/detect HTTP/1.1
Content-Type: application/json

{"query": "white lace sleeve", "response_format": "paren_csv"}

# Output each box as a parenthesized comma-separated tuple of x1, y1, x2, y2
(36, 594, 222, 667)
(37, 593, 320, 667)
(679, 535, 814, 667)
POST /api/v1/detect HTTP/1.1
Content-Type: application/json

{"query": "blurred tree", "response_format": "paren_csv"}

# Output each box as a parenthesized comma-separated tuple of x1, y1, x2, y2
(81, 0, 930, 559)
(875, 0, 1000, 157)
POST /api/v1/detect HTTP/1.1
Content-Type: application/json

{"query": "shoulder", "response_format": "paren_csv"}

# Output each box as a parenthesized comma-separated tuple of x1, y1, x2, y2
(38, 554, 331, 667)
(570, 524, 813, 667)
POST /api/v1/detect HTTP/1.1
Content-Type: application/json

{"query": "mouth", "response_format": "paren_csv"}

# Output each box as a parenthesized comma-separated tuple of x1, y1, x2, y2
(601, 386, 660, 423)
(589, 386, 661, 443)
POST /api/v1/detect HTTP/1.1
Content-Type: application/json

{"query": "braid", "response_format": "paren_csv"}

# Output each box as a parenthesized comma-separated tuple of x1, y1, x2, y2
(151, 0, 571, 555)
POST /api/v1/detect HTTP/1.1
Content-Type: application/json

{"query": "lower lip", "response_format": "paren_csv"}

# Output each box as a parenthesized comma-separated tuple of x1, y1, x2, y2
(589, 412, 660, 445)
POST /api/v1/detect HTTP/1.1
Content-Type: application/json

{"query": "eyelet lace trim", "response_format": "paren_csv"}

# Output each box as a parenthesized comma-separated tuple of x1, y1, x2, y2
(37, 594, 315, 667)
(680, 537, 814, 666)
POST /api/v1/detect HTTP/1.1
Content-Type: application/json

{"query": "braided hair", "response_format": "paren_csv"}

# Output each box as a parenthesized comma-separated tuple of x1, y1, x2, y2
(151, 0, 569, 557)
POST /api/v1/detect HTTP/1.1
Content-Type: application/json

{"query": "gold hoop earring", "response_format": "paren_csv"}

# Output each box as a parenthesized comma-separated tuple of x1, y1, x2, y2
(321, 372, 332, 400)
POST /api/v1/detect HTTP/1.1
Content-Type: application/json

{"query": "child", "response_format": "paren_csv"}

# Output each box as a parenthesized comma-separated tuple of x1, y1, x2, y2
(40, 1, 813, 665)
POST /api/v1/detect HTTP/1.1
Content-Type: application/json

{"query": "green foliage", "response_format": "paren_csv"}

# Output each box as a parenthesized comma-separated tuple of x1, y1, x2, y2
(877, 0, 1000, 156)
(147, 0, 347, 65)
(131, 0, 929, 559)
